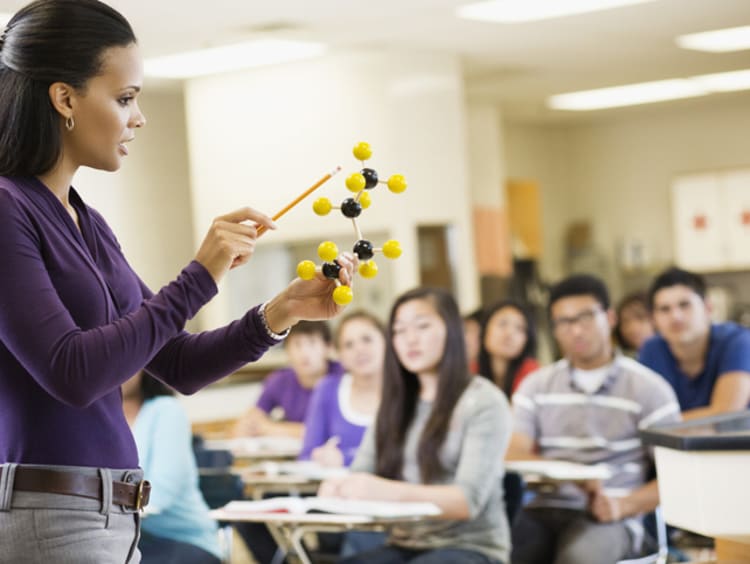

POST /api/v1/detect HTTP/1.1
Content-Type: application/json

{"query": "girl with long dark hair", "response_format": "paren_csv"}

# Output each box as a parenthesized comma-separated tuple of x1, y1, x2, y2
(320, 287, 512, 564)
(478, 300, 539, 398)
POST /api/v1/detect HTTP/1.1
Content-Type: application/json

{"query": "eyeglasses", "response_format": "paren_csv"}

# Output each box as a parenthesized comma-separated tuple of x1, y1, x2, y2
(552, 308, 604, 332)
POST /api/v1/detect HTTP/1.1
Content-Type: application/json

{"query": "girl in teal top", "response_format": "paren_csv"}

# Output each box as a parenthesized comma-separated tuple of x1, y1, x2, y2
(123, 371, 221, 563)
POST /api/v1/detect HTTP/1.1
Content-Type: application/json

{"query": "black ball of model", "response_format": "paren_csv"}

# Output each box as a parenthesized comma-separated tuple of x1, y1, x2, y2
(361, 168, 378, 189)
(341, 198, 362, 218)
(353, 239, 374, 260)
(322, 261, 342, 279)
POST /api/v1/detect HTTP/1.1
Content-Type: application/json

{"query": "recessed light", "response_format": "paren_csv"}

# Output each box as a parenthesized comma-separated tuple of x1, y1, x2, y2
(144, 39, 327, 79)
(457, 0, 655, 23)
(547, 68, 750, 111)
(676, 25, 750, 53)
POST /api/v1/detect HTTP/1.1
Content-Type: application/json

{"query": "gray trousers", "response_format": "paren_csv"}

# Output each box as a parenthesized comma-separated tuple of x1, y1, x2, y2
(511, 507, 636, 564)
(0, 463, 142, 564)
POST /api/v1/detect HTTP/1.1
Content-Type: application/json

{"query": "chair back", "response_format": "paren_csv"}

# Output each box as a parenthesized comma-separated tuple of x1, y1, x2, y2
(503, 470, 525, 524)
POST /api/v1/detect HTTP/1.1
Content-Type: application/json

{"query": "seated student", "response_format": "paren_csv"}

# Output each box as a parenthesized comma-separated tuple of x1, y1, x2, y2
(509, 274, 681, 564)
(463, 307, 484, 374)
(300, 310, 386, 467)
(613, 291, 655, 356)
(122, 371, 221, 564)
(320, 287, 512, 564)
(234, 320, 343, 438)
(477, 299, 539, 398)
(639, 267, 750, 419)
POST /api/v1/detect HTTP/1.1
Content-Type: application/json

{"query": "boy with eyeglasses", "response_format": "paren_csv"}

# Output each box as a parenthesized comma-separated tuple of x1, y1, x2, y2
(508, 274, 680, 564)
(639, 267, 750, 419)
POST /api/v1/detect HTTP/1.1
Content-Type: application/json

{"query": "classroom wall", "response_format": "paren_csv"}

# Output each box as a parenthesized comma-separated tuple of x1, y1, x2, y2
(183, 48, 479, 327)
(504, 94, 750, 297)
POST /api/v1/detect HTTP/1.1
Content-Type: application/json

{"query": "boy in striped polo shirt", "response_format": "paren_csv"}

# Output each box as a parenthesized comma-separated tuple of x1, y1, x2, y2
(508, 274, 680, 564)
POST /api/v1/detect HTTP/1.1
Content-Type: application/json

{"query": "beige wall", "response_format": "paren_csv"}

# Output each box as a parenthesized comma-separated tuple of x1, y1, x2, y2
(183, 49, 480, 326)
(504, 95, 750, 297)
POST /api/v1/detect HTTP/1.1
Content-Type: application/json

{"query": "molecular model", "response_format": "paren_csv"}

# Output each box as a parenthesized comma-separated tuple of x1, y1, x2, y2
(296, 142, 408, 305)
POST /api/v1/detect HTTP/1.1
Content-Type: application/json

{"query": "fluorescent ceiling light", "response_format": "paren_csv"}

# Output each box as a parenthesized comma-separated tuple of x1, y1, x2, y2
(676, 25, 750, 53)
(691, 69, 750, 92)
(548, 80, 706, 111)
(457, 0, 655, 23)
(548, 68, 750, 111)
(144, 39, 326, 79)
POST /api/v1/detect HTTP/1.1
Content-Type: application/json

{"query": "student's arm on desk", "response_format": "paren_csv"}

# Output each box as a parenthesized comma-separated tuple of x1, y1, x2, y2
(681, 371, 750, 420)
(233, 406, 305, 438)
(320, 396, 511, 521)
(319, 473, 471, 520)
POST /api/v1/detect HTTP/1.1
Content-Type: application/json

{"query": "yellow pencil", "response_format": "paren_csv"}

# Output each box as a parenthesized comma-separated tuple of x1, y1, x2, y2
(257, 165, 342, 236)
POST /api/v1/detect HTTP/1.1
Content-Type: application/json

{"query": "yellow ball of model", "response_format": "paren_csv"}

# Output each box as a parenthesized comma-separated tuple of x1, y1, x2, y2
(317, 241, 339, 262)
(382, 240, 402, 259)
(332, 285, 354, 305)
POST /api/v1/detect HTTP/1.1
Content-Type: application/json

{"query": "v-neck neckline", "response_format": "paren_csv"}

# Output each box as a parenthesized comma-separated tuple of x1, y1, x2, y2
(28, 177, 98, 261)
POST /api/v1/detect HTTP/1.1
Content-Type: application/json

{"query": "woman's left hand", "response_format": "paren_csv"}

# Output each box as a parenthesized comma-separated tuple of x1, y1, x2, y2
(263, 252, 357, 333)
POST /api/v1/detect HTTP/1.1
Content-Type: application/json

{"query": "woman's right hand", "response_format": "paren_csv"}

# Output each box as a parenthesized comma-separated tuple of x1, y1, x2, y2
(194, 207, 276, 283)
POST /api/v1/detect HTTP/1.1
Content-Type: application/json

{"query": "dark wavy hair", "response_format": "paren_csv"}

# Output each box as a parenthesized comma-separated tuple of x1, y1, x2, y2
(286, 320, 332, 346)
(375, 287, 471, 484)
(0, 0, 136, 176)
(548, 274, 610, 312)
(478, 299, 537, 398)
(648, 267, 706, 309)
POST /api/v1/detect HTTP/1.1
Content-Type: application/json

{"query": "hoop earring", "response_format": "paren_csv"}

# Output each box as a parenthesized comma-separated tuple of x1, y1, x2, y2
(65, 116, 75, 131)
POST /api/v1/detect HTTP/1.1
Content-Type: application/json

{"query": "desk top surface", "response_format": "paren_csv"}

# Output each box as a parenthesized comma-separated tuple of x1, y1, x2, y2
(640, 410, 750, 451)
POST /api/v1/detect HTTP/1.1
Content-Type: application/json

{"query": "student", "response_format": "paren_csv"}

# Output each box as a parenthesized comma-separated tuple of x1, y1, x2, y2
(463, 308, 484, 374)
(0, 1, 355, 560)
(320, 287, 512, 564)
(639, 267, 750, 419)
(300, 310, 385, 467)
(234, 321, 343, 439)
(122, 371, 220, 564)
(613, 291, 654, 356)
(508, 274, 681, 564)
(477, 299, 539, 398)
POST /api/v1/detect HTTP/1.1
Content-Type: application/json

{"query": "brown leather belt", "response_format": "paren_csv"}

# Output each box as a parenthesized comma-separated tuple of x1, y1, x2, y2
(3, 467, 151, 510)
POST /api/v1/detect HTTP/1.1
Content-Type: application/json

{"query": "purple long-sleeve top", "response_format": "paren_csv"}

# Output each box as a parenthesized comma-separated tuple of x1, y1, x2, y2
(255, 361, 343, 423)
(299, 374, 374, 466)
(0, 176, 280, 469)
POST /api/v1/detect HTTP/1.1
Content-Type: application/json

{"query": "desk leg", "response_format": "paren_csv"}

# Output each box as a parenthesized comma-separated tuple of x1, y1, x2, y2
(265, 523, 300, 564)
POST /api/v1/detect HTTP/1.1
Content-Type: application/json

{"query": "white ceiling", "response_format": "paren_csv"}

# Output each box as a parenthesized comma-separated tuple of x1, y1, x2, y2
(2, 0, 749, 121)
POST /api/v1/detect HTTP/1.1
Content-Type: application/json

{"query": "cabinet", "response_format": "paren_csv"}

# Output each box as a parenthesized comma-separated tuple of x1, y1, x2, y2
(672, 169, 750, 270)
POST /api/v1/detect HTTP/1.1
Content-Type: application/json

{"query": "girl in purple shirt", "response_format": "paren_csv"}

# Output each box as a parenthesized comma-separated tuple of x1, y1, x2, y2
(0, 1, 355, 562)
(300, 311, 386, 466)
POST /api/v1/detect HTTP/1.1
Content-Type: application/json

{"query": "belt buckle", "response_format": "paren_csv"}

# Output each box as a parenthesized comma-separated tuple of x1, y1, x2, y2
(134, 480, 145, 511)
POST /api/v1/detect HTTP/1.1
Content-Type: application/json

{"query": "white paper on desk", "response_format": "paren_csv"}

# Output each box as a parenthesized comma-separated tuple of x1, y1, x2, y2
(222, 496, 442, 518)
(248, 461, 350, 481)
(506, 460, 612, 481)
(204, 437, 302, 456)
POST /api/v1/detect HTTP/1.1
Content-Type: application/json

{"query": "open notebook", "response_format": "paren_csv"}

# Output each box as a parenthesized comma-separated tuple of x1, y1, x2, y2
(221, 496, 442, 518)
